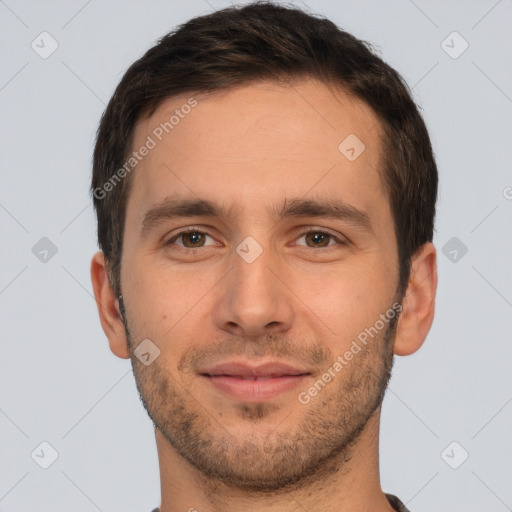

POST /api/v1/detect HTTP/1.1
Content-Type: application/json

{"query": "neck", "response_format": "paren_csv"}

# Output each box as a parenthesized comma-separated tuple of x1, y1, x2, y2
(155, 406, 394, 512)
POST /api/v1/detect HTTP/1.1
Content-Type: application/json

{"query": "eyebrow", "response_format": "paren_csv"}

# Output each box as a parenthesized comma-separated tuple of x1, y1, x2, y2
(140, 196, 372, 237)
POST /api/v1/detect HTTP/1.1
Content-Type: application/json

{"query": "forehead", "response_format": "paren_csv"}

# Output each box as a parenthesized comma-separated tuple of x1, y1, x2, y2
(127, 78, 386, 223)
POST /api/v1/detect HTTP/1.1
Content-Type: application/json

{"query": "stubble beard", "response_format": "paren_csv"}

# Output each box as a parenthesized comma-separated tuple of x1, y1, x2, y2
(123, 308, 398, 494)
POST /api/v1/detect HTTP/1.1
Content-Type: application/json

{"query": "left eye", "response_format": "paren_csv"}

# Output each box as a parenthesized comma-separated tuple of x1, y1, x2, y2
(294, 230, 342, 248)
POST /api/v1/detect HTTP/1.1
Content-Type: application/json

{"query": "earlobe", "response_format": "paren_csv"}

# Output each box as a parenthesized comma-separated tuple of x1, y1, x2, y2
(393, 242, 438, 356)
(90, 251, 131, 359)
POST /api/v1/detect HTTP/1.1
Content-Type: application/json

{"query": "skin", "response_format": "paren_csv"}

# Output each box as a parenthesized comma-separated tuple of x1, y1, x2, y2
(91, 78, 437, 512)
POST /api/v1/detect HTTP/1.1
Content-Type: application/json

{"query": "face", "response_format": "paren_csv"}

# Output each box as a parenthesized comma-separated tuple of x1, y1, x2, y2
(119, 79, 401, 491)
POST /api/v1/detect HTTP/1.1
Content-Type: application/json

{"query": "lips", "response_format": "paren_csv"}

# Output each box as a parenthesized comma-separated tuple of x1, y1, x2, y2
(199, 361, 312, 402)
(199, 361, 311, 379)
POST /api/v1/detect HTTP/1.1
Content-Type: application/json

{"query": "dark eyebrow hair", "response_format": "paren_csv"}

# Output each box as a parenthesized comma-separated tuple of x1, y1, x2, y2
(140, 196, 372, 237)
(141, 198, 233, 237)
(270, 198, 372, 231)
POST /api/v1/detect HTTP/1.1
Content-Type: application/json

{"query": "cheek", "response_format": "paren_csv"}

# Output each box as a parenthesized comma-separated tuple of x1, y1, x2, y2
(124, 260, 217, 347)
(293, 259, 392, 342)
(121, 258, 171, 335)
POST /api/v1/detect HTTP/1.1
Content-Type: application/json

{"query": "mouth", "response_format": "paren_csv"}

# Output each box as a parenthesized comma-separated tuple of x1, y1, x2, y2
(203, 374, 310, 379)
(198, 361, 312, 401)
(201, 374, 310, 402)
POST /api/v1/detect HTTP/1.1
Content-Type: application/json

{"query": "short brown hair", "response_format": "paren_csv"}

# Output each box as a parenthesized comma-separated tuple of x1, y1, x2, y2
(91, 1, 438, 299)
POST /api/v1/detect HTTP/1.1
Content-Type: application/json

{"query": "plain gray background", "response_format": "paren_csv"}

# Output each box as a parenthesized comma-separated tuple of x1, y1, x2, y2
(1, 0, 511, 511)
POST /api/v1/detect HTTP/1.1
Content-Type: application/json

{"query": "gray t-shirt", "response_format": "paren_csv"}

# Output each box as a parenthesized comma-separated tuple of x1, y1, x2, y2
(149, 492, 410, 511)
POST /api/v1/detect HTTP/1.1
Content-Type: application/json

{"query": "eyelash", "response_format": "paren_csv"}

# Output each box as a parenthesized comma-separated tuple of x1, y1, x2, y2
(164, 226, 347, 251)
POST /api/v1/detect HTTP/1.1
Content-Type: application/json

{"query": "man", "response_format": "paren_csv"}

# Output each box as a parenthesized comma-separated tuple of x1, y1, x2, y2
(90, 2, 438, 511)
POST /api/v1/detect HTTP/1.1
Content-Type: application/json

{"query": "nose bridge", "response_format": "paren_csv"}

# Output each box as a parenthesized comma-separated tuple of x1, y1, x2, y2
(234, 237, 273, 298)
(232, 236, 279, 312)
(213, 234, 294, 336)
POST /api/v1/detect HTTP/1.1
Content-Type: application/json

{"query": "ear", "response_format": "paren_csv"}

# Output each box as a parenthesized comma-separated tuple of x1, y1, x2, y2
(393, 242, 438, 356)
(90, 251, 130, 359)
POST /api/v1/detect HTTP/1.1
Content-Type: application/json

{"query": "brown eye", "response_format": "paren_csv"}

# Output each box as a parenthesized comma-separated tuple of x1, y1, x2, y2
(303, 231, 332, 248)
(295, 229, 344, 249)
(181, 231, 206, 248)
(166, 229, 216, 249)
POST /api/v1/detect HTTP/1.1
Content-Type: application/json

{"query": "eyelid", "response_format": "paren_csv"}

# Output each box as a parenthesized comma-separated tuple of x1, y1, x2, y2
(165, 225, 348, 250)
(292, 226, 348, 247)
(165, 226, 219, 247)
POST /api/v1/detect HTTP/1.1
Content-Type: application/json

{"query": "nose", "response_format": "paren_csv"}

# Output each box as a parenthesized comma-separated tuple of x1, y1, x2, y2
(212, 241, 295, 338)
